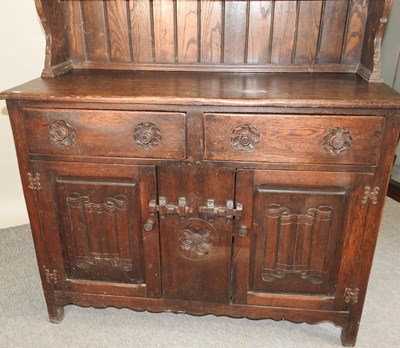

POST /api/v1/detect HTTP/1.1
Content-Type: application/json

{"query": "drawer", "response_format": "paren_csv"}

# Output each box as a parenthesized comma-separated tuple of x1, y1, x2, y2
(23, 108, 186, 159)
(204, 113, 384, 165)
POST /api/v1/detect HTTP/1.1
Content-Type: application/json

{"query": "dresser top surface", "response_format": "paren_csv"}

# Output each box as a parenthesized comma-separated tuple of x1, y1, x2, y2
(2, 70, 400, 109)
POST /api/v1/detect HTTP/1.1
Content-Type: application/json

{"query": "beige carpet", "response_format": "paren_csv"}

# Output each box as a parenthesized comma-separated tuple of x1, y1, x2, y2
(1, 198, 399, 348)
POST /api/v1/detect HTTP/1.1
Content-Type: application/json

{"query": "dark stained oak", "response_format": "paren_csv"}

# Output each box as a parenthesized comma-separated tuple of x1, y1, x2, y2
(129, 0, 154, 62)
(295, 1, 323, 64)
(2, 70, 400, 108)
(204, 113, 384, 165)
(33, 0, 392, 82)
(2, 1, 400, 347)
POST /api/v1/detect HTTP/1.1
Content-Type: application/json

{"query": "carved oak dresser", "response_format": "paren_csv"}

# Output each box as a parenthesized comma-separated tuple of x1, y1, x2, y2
(2, 0, 400, 346)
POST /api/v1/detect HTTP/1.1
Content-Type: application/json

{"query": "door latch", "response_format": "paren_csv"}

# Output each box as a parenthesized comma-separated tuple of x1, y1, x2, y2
(149, 196, 192, 220)
(198, 199, 242, 221)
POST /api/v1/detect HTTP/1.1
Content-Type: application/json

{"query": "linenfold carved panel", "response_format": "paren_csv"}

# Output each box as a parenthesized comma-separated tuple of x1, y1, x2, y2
(65, 192, 140, 282)
(250, 182, 349, 295)
(262, 204, 333, 285)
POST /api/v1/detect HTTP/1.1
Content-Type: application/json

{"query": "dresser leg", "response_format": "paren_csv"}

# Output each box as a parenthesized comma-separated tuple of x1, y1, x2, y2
(47, 304, 65, 324)
(340, 324, 359, 347)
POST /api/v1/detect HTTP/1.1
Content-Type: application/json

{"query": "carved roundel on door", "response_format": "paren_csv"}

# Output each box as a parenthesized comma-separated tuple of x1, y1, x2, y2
(175, 218, 220, 261)
(231, 124, 260, 151)
(48, 120, 76, 148)
(133, 122, 162, 149)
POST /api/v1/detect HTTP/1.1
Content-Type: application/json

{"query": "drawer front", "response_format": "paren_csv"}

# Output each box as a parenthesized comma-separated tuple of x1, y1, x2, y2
(23, 108, 186, 159)
(204, 113, 384, 165)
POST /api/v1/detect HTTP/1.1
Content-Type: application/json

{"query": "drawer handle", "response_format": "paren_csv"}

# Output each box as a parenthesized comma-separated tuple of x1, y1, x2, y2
(231, 124, 260, 151)
(322, 127, 352, 155)
(48, 120, 76, 148)
(133, 122, 162, 149)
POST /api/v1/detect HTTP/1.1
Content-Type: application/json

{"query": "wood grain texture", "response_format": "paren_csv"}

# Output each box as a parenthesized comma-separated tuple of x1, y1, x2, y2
(5, 3, 400, 347)
(247, 1, 272, 64)
(342, 0, 369, 64)
(158, 166, 235, 303)
(35, 0, 71, 76)
(106, 0, 131, 61)
(23, 109, 187, 160)
(200, 0, 223, 63)
(82, 0, 109, 61)
(318, 0, 349, 63)
(271, 1, 297, 64)
(153, 0, 175, 62)
(129, 0, 153, 62)
(177, 0, 198, 63)
(66, 0, 86, 60)
(295, 1, 323, 64)
(33, 0, 393, 78)
(204, 114, 384, 165)
(3, 70, 400, 108)
(224, 1, 247, 63)
(360, 0, 392, 82)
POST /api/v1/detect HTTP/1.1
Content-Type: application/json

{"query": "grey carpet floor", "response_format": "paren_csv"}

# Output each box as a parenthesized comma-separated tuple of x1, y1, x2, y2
(1, 198, 400, 348)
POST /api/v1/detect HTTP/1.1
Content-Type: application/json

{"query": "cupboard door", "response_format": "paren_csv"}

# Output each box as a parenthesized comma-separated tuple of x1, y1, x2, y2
(31, 161, 160, 298)
(157, 166, 236, 303)
(233, 170, 372, 309)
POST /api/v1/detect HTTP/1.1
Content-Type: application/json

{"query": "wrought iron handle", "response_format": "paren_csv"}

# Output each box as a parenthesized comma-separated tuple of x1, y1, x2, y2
(198, 199, 242, 221)
(149, 196, 192, 220)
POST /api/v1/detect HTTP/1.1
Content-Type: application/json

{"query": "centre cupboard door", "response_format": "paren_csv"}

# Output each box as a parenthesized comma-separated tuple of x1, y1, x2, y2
(233, 169, 373, 310)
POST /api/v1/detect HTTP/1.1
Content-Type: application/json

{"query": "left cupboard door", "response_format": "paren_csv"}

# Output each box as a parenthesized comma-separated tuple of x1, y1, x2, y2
(30, 161, 161, 298)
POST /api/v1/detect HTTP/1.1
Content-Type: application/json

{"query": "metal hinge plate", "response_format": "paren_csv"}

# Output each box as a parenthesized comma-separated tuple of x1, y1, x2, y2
(344, 287, 359, 304)
(362, 186, 379, 205)
(28, 173, 42, 191)
(45, 269, 59, 285)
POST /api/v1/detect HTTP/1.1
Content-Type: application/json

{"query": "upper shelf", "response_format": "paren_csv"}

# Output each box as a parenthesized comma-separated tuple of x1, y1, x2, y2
(36, 0, 392, 82)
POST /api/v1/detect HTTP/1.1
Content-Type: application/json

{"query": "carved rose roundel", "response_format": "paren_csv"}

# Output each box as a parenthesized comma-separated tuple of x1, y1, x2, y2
(175, 218, 220, 261)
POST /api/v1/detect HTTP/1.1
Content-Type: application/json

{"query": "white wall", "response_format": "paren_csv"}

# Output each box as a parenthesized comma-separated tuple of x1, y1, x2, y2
(0, 1, 399, 228)
(0, 0, 45, 228)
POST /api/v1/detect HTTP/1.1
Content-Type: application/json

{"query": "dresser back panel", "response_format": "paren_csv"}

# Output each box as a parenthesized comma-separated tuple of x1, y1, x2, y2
(62, 0, 369, 69)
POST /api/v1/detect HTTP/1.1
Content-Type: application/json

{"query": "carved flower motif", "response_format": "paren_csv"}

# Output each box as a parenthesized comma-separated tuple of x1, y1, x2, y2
(322, 127, 352, 155)
(133, 122, 162, 149)
(175, 219, 219, 261)
(231, 124, 261, 151)
(48, 120, 76, 147)
(179, 228, 212, 256)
